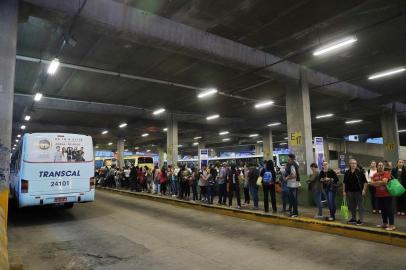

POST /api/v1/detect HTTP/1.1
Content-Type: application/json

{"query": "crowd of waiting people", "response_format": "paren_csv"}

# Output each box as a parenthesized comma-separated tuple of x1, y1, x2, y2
(96, 153, 406, 231)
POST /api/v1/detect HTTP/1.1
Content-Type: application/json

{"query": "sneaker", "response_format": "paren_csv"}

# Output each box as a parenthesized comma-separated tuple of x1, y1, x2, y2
(290, 214, 298, 218)
(401, 212, 406, 216)
(356, 220, 363, 226)
(385, 226, 396, 231)
(327, 217, 335, 221)
(347, 219, 357, 225)
(397, 212, 401, 216)
(236, 206, 241, 209)
(314, 215, 324, 219)
(376, 224, 387, 229)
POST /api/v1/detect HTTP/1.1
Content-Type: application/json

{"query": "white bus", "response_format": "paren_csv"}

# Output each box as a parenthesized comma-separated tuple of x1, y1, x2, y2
(10, 133, 95, 208)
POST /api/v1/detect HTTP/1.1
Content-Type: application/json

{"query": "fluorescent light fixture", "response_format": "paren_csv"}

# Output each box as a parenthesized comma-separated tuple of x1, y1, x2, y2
(345, 119, 363, 124)
(24, 115, 31, 121)
(12, 147, 15, 150)
(47, 58, 60, 75)
(254, 100, 274, 109)
(256, 140, 263, 143)
(219, 131, 229, 135)
(198, 88, 218, 98)
(20, 125, 26, 130)
(163, 128, 168, 132)
(313, 36, 357, 56)
(125, 149, 129, 151)
(13, 144, 17, 147)
(108, 142, 113, 146)
(284, 137, 289, 140)
(249, 134, 259, 137)
(222, 138, 230, 142)
(398, 129, 406, 133)
(193, 142, 199, 146)
(368, 67, 406, 80)
(146, 149, 151, 152)
(141, 133, 149, 137)
(316, 113, 334, 119)
(178, 145, 183, 148)
(15, 139, 19, 142)
(206, 114, 220, 120)
(268, 122, 281, 127)
(134, 147, 140, 150)
(34, 92, 43, 101)
(17, 134, 21, 138)
(153, 108, 166, 115)
(194, 136, 202, 140)
(101, 130, 108, 135)
(280, 142, 287, 145)
(119, 123, 127, 128)
(95, 145, 99, 149)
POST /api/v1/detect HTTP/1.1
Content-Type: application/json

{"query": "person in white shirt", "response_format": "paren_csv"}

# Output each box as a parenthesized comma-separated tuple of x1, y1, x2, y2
(365, 161, 379, 214)
(285, 154, 301, 217)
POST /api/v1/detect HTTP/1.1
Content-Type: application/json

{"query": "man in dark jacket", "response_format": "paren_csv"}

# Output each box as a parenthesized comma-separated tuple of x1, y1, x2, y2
(343, 159, 368, 225)
(392, 160, 406, 216)
(248, 163, 260, 210)
(261, 160, 277, 213)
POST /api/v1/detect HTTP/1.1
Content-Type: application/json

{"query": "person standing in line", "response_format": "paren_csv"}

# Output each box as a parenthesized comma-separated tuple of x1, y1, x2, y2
(285, 154, 301, 217)
(242, 164, 250, 206)
(391, 159, 406, 216)
(159, 166, 168, 195)
(217, 163, 227, 205)
(198, 165, 208, 202)
(343, 159, 368, 225)
(308, 163, 323, 219)
(371, 161, 396, 231)
(123, 166, 131, 189)
(145, 166, 153, 193)
(261, 160, 277, 213)
(190, 167, 199, 202)
(320, 161, 340, 221)
(248, 163, 260, 210)
(280, 168, 290, 213)
(365, 161, 379, 214)
(227, 164, 241, 208)
(207, 165, 216, 204)
(153, 165, 161, 194)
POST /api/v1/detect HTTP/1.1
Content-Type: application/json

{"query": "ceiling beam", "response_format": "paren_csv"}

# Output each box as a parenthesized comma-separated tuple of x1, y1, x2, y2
(25, 0, 380, 101)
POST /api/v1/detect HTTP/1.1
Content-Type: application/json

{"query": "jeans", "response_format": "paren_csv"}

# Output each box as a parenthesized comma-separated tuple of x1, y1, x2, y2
(218, 183, 227, 204)
(171, 179, 178, 195)
(207, 185, 214, 204)
(263, 184, 277, 212)
(288, 187, 299, 215)
(243, 186, 250, 204)
(199, 186, 206, 201)
(347, 191, 364, 221)
(368, 185, 378, 211)
(377, 196, 395, 225)
(228, 183, 241, 207)
(191, 182, 198, 201)
(249, 183, 259, 208)
(325, 189, 337, 219)
(282, 191, 290, 212)
(313, 191, 323, 216)
(154, 181, 160, 194)
(396, 193, 406, 213)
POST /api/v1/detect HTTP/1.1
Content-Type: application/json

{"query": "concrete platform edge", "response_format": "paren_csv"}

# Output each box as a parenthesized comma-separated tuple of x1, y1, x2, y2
(97, 187, 406, 248)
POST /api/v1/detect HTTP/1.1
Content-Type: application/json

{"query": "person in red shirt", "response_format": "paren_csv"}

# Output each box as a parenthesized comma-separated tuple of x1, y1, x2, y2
(370, 161, 395, 231)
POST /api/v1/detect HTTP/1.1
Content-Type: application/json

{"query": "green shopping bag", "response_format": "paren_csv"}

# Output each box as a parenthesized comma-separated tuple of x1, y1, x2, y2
(387, 178, 406, 197)
(340, 200, 349, 219)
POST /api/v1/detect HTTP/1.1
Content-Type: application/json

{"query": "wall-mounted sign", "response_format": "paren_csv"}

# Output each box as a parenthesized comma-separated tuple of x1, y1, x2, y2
(290, 131, 302, 146)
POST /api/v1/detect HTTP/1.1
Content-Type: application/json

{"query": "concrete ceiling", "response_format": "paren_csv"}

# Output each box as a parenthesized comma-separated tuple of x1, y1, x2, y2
(12, 0, 406, 152)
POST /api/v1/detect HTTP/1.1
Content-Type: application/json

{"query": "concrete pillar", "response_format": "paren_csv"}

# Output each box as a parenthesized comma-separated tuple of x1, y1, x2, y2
(158, 146, 165, 167)
(286, 68, 313, 175)
(255, 144, 262, 155)
(381, 111, 400, 163)
(116, 139, 125, 168)
(0, 0, 18, 190)
(262, 129, 273, 161)
(166, 114, 178, 166)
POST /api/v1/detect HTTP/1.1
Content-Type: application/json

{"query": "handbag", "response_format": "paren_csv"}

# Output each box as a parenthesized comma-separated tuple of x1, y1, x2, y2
(275, 183, 282, 193)
(340, 200, 349, 219)
(256, 176, 262, 186)
(386, 178, 406, 197)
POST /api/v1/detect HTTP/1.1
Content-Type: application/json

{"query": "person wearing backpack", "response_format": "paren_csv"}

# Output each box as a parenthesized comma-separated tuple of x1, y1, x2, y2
(261, 160, 277, 213)
(285, 154, 301, 217)
(320, 161, 340, 221)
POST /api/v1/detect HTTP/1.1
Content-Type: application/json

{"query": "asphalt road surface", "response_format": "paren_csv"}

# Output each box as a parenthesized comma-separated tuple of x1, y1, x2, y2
(8, 190, 406, 270)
